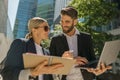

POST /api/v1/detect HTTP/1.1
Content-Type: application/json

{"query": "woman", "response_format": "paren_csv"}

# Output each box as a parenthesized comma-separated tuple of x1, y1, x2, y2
(1, 17, 63, 80)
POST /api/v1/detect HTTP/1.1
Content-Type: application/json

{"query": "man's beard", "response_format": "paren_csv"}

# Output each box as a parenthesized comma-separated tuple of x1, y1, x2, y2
(63, 25, 74, 34)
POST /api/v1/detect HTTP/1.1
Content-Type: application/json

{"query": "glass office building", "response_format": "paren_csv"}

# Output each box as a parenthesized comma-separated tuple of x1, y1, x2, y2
(36, 0, 55, 30)
(14, 0, 37, 38)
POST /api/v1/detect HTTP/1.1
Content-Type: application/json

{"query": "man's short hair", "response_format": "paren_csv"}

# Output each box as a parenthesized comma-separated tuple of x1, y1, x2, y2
(61, 6, 78, 19)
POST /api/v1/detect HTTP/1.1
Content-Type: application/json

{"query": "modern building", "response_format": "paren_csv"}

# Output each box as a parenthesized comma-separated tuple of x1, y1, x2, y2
(14, 0, 37, 38)
(36, 0, 55, 30)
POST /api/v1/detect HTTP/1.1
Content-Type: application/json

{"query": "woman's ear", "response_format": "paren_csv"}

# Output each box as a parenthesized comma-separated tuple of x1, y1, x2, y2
(31, 28, 36, 33)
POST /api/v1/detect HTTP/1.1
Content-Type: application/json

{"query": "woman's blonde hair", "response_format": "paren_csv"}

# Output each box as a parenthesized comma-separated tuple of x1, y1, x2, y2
(25, 17, 47, 39)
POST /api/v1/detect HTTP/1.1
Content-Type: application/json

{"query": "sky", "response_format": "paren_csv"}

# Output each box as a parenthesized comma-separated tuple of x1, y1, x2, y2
(8, 0, 19, 30)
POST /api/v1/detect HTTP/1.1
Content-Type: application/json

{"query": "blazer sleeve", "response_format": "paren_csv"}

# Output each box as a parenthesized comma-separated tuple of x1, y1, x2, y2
(1, 39, 26, 80)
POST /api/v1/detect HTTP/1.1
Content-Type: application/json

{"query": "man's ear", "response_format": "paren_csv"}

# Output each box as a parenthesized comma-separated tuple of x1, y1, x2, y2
(74, 19, 78, 26)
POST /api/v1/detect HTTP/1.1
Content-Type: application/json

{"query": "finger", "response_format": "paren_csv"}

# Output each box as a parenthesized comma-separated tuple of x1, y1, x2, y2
(34, 60, 48, 71)
(46, 69, 59, 74)
(75, 60, 86, 65)
(101, 63, 106, 69)
(78, 57, 88, 63)
(62, 51, 69, 57)
(75, 57, 88, 64)
(87, 68, 94, 72)
(106, 66, 112, 70)
(49, 63, 64, 69)
(62, 51, 73, 58)
(87, 67, 106, 76)
(45, 64, 64, 74)
(97, 63, 108, 72)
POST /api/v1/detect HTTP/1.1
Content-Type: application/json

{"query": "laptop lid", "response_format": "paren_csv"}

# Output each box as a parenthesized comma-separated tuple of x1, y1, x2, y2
(97, 40, 120, 67)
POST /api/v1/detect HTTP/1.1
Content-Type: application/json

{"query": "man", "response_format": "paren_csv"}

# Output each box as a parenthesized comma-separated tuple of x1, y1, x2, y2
(49, 7, 111, 80)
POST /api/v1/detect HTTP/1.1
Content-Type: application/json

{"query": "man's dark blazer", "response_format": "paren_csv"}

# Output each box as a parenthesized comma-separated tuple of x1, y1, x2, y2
(49, 32, 96, 80)
(1, 38, 53, 80)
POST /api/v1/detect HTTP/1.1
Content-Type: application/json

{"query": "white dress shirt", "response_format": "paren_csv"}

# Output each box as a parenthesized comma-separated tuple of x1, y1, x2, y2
(64, 28, 84, 80)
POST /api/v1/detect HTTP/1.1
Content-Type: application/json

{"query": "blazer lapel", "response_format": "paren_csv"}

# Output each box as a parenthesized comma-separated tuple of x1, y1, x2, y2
(77, 34, 82, 56)
(26, 38, 37, 54)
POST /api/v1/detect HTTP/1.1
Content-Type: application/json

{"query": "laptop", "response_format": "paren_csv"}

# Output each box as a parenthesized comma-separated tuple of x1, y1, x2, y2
(77, 40, 120, 69)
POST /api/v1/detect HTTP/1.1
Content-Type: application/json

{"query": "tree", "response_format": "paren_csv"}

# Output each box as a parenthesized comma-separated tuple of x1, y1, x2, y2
(70, 0, 119, 27)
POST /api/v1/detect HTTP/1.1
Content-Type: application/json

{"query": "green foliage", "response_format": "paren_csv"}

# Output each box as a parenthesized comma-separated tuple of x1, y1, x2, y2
(41, 39, 51, 49)
(76, 23, 114, 56)
(52, 24, 62, 35)
(70, 0, 119, 27)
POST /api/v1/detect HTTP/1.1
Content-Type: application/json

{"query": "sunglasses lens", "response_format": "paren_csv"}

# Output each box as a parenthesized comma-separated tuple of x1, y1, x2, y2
(44, 26, 49, 32)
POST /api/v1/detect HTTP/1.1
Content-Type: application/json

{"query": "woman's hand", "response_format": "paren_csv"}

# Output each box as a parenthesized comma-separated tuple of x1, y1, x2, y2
(30, 60, 64, 77)
(87, 62, 112, 76)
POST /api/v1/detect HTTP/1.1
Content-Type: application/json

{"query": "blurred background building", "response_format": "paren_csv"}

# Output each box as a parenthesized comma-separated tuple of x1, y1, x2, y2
(13, 0, 37, 38)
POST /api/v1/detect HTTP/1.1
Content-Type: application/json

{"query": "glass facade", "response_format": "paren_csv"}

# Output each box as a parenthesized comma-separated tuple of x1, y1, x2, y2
(36, 0, 55, 30)
(14, 0, 37, 38)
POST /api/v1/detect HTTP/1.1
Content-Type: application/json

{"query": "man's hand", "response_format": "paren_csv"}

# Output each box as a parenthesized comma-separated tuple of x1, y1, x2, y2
(87, 62, 112, 76)
(74, 56, 88, 65)
(62, 51, 88, 65)
(62, 51, 73, 58)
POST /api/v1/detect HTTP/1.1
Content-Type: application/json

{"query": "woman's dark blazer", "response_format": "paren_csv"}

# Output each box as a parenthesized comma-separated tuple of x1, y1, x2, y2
(1, 38, 53, 80)
(49, 32, 96, 80)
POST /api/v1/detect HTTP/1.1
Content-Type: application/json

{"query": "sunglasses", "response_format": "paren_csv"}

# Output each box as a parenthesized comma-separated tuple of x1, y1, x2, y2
(37, 26, 50, 32)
